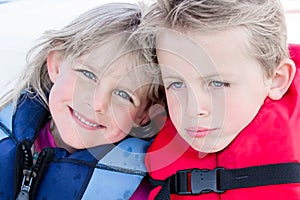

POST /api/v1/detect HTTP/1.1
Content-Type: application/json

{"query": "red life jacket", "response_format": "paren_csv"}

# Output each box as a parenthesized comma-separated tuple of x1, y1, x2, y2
(146, 44, 300, 200)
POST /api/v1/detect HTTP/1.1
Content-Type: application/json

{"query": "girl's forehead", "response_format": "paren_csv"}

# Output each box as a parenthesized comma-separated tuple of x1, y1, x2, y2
(82, 37, 132, 64)
(74, 33, 141, 71)
(79, 49, 144, 76)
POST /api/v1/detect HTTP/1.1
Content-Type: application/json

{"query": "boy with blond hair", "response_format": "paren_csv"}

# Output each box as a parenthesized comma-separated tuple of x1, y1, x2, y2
(142, 0, 300, 199)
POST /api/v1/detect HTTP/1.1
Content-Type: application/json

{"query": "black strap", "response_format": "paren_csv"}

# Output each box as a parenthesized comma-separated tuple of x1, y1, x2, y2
(150, 162, 300, 200)
(220, 162, 300, 190)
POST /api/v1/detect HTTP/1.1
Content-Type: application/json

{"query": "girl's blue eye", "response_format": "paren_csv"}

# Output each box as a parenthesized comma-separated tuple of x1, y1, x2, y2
(168, 82, 186, 89)
(81, 70, 97, 81)
(209, 81, 230, 88)
(115, 90, 133, 103)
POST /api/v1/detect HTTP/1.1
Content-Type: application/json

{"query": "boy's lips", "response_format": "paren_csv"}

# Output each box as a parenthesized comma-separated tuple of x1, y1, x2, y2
(69, 107, 105, 130)
(185, 127, 218, 138)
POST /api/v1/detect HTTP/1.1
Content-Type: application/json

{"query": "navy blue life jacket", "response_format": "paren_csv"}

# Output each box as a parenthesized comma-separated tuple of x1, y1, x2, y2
(0, 93, 152, 199)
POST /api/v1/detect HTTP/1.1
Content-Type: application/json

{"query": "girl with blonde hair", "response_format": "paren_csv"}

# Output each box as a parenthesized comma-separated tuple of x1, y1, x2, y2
(0, 2, 164, 199)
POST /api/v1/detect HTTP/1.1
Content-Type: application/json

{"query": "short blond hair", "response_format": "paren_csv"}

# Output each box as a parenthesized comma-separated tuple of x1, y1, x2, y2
(142, 0, 289, 77)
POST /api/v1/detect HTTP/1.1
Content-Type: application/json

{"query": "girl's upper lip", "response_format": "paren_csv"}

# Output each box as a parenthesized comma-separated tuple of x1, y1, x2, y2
(69, 106, 105, 128)
(76, 111, 98, 124)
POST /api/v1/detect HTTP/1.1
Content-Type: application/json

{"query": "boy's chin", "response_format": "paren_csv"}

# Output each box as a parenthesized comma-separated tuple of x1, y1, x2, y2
(190, 142, 227, 155)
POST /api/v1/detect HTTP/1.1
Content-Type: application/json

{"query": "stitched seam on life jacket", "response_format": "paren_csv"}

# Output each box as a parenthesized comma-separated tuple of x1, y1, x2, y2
(76, 144, 114, 199)
(95, 163, 146, 176)
(52, 158, 146, 176)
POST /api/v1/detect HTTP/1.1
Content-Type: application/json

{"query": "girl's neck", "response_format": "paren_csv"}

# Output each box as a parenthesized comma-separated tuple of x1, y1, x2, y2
(50, 119, 77, 153)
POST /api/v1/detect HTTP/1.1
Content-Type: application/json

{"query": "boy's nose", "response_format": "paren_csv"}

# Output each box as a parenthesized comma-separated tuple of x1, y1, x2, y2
(186, 88, 210, 118)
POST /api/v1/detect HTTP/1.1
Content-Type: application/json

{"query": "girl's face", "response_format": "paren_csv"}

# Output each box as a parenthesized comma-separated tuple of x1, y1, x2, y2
(157, 28, 271, 153)
(47, 41, 151, 152)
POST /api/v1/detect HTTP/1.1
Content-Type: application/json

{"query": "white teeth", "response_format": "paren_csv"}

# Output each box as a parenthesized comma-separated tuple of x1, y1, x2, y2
(74, 111, 100, 128)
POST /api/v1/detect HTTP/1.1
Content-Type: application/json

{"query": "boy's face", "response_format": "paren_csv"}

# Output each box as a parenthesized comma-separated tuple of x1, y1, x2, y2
(157, 28, 271, 153)
(47, 40, 151, 151)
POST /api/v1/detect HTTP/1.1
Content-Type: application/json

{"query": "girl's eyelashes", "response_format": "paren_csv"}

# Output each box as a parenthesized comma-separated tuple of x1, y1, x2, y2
(76, 69, 97, 82)
(114, 90, 134, 103)
(208, 80, 231, 88)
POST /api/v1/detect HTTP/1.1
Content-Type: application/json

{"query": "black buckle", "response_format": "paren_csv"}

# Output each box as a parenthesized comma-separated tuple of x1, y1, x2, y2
(173, 168, 225, 195)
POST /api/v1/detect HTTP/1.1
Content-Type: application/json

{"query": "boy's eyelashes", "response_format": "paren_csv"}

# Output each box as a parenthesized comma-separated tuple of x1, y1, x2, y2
(166, 81, 186, 90)
(208, 80, 231, 88)
(164, 80, 231, 90)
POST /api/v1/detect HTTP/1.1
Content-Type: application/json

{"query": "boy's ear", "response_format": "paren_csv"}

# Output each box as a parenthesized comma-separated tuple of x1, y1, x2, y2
(47, 51, 64, 83)
(268, 58, 296, 100)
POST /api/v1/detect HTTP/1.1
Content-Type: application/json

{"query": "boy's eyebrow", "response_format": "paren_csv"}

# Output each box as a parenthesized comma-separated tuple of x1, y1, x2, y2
(201, 74, 224, 79)
(162, 75, 182, 80)
(163, 72, 232, 80)
(198, 73, 235, 82)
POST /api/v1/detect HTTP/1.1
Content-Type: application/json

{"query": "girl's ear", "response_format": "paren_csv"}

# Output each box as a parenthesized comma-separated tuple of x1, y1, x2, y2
(47, 51, 64, 83)
(134, 108, 151, 127)
(268, 58, 296, 100)
(134, 104, 165, 126)
(130, 104, 167, 138)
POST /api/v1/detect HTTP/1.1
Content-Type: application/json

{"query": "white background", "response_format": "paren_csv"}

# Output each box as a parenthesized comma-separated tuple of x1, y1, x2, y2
(0, 0, 299, 91)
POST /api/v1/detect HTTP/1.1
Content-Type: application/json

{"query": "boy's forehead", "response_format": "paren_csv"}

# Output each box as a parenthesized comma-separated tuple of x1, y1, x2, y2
(156, 29, 218, 76)
(156, 28, 251, 76)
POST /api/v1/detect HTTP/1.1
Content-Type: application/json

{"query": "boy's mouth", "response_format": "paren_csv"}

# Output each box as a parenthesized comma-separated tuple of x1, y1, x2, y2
(185, 127, 218, 138)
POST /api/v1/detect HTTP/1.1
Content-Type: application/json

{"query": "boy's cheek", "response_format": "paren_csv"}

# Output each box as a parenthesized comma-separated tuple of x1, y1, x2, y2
(167, 97, 184, 127)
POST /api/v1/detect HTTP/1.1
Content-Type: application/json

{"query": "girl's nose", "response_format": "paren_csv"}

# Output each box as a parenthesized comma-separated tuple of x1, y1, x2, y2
(92, 85, 110, 114)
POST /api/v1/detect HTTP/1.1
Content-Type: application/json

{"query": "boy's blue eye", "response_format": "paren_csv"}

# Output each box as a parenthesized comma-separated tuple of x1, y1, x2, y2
(168, 82, 186, 89)
(81, 70, 97, 81)
(115, 90, 133, 103)
(209, 81, 230, 88)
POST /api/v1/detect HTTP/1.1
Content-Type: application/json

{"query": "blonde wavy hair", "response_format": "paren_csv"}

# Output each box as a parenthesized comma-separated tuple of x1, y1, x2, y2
(141, 0, 289, 78)
(0, 2, 163, 110)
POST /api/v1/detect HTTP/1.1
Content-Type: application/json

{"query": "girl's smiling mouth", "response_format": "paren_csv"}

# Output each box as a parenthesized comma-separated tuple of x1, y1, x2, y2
(69, 107, 105, 130)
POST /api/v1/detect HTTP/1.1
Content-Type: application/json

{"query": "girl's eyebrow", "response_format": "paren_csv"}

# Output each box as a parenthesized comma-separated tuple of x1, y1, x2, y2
(76, 59, 128, 79)
(76, 59, 143, 90)
(75, 60, 99, 72)
(76, 59, 120, 79)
